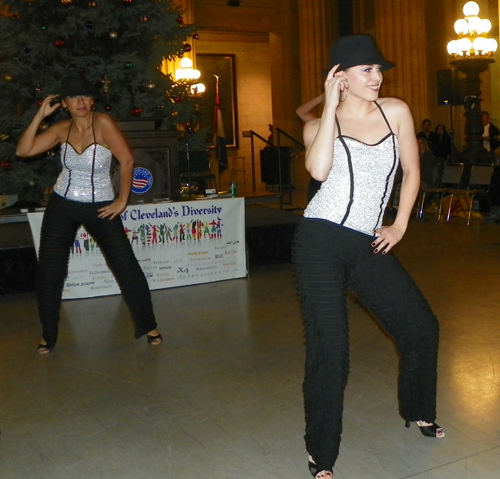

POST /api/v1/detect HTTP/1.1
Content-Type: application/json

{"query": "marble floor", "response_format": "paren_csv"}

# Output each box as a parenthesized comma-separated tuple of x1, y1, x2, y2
(1, 213, 499, 479)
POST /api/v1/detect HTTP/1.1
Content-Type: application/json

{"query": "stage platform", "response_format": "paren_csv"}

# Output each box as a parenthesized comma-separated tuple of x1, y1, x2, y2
(0, 201, 301, 294)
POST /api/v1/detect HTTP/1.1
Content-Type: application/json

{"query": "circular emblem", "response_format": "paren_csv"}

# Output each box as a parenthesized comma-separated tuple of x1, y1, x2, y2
(131, 167, 153, 194)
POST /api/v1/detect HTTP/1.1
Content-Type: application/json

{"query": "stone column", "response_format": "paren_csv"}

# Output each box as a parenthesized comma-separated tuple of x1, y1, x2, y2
(298, 0, 337, 105)
(375, 0, 429, 127)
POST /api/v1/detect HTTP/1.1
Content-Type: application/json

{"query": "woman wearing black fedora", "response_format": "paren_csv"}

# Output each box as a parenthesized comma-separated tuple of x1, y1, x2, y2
(292, 35, 444, 479)
(16, 75, 162, 354)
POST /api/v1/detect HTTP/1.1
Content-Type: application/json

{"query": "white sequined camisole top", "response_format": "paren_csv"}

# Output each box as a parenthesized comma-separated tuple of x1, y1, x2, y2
(304, 101, 400, 236)
(53, 114, 115, 203)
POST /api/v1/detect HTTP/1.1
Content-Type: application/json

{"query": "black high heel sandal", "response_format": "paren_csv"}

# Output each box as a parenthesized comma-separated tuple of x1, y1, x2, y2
(147, 332, 162, 345)
(405, 420, 445, 438)
(307, 454, 333, 479)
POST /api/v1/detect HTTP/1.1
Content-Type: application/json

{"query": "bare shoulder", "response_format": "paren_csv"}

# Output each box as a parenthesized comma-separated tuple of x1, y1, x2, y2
(377, 97, 411, 117)
(93, 112, 118, 129)
(93, 113, 125, 143)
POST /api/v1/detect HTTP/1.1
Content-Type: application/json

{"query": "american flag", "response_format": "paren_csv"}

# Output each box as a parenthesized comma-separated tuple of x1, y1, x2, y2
(132, 178, 149, 189)
(214, 75, 228, 172)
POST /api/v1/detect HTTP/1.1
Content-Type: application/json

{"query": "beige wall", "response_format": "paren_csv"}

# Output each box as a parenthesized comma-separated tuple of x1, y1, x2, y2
(190, 0, 500, 193)
(196, 33, 273, 192)
(193, 0, 304, 193)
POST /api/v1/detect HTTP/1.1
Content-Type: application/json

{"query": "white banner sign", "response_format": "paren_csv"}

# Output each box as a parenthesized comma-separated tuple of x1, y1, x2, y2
(28, 198, 247, 299)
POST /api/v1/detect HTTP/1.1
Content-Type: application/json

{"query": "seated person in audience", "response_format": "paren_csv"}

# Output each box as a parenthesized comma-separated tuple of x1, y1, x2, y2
(481, 111, 500, 153)
(417, 118, 438, 155)
(434, 124, 452, 162)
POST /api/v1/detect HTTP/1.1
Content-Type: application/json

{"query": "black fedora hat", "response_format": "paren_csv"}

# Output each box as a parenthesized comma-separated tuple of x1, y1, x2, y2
(326, 34, 394, 72)
(60, 75, 96, 98)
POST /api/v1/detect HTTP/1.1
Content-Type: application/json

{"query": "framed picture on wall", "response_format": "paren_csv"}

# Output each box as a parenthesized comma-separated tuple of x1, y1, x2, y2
(196, 54, 238, 148)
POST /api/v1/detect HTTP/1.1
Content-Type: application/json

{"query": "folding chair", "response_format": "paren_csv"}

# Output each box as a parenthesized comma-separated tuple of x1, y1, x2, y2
(441, 164, 494, 225)
(416, 163, 464, 219)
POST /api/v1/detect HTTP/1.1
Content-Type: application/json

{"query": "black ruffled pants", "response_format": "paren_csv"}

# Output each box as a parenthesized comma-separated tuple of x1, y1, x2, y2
(292, 218, 439, 473)
(37, 193, 157, 348)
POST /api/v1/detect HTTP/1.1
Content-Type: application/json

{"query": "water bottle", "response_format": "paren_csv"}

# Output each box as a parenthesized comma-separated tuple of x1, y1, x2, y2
(229, 181, 237, 197)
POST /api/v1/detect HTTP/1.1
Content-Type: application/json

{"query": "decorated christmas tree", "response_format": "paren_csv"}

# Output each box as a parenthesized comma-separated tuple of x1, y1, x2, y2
(0, 0, 201, 205)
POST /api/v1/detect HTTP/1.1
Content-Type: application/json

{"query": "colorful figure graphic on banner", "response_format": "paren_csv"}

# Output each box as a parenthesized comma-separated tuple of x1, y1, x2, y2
(210, 220, 217, 238)
(131, 230, 139, 246)
(74, 236, 82, 254)
(139, 224, 147, 246)
(124, 226, 132, 242)
(150, 224, 159, 244)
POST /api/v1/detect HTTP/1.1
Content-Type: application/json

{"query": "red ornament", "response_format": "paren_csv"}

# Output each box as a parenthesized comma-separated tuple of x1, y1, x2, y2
(172, 96, 182, 103)
(129, 107, 142, 117)
(1, 160, 12, 170)
(183, 43, 192, 52)
(140, 16, 149, 22)
(54, 40, 66, 48)
(105, 104, 112, 111)
(193, 33, 200, 40)
(123, 0, 133, 4)
(177, 16, 183, 24)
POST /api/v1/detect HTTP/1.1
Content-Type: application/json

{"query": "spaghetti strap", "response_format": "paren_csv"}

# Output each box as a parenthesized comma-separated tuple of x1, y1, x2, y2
(374, 101, 393, 134)
(91, 111, 96, 143)
(90, 112, 97, 202)
(65, 120, 73, 143)
(336, 105, 392, 139)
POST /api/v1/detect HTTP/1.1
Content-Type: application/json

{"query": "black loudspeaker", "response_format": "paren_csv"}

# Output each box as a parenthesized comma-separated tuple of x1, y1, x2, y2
(260, 147, 292, 185)
(436, 69, 462, 106)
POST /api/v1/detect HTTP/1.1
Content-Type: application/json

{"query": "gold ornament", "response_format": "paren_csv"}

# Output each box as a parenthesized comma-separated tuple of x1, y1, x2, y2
(101, 75, 111, 93)
(109, 31, 118, 39)
(3, 75, 13, 82)
(0, 133, 10, 141)
(88, 1, 97, 6)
